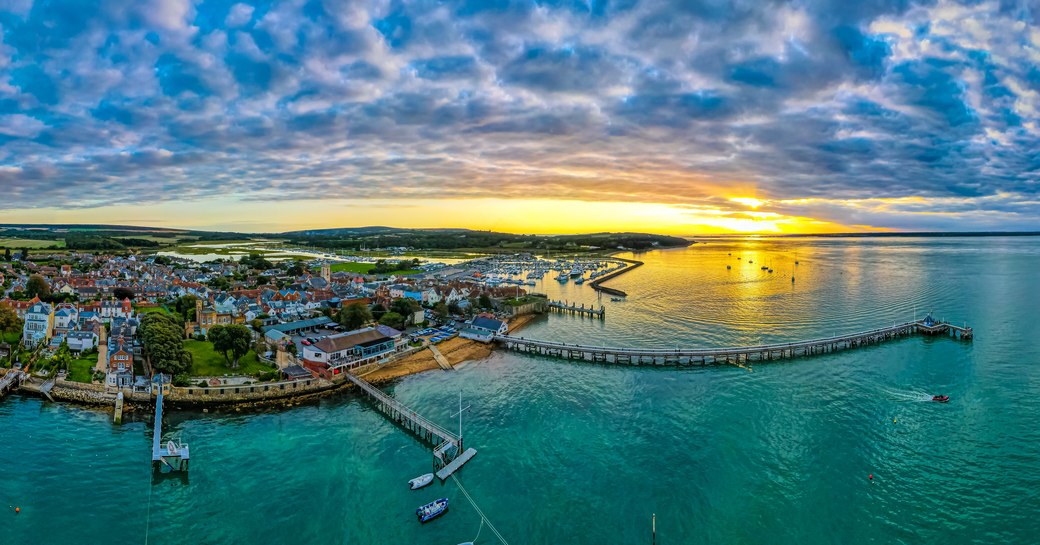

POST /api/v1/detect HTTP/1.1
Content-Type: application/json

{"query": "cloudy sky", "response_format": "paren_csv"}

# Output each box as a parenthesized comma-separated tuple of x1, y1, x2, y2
(1, 0, 1039, 234)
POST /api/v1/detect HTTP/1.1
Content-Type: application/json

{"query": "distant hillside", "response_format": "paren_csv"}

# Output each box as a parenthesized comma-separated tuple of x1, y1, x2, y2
(282, 226, 474, 237)
(279, 227, 691, 252)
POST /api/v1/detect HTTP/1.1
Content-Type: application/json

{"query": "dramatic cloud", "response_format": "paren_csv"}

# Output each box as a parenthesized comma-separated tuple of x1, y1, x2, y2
(1, 0, 1039, 231)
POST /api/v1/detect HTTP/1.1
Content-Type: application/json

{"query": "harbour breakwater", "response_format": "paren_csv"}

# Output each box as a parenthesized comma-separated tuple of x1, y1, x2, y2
(589, 257, 643, 296)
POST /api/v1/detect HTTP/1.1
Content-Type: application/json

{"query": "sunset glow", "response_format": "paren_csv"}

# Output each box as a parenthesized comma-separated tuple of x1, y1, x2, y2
(2, 0, 1038, 234)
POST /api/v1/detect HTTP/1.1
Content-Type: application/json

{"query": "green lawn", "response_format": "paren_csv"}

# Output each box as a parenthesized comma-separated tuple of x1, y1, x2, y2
(134, 306, 171, 315)
(184, 339, 274, 377)
(325, 262, 421, 275)
(0, 237, 66, 248)
(67, 353, 99, 383)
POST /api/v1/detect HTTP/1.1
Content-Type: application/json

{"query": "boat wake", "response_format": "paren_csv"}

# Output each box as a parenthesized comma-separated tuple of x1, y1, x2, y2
(885, 388, 935, 402)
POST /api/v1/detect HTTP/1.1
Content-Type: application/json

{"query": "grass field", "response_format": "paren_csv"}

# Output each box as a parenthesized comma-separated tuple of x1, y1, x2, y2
(112, 235, 193, 244)
(134, 306, 171, 315)
(326, 262, 422, 275)
(0, 238, 65, 248)
(67, 353, 99, 383)
(184, 339, 274, 377)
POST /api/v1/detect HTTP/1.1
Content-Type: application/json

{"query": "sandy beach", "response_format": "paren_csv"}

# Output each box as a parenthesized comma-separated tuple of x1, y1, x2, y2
(361, 313, 541, 384)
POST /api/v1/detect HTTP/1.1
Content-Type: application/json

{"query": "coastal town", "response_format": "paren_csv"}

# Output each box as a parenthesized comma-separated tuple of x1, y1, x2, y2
(0, 247, 582, 409)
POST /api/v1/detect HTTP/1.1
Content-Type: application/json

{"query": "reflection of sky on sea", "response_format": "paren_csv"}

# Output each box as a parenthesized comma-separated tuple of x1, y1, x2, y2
(518, 236, 1030, 348)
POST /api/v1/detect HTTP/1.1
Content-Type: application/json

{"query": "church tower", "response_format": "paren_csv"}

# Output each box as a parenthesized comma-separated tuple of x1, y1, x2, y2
(320, 262, 331, 282)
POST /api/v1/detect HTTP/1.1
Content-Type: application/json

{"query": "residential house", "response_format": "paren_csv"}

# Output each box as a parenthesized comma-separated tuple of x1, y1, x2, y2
(459, 316, 508, 343)
(66, 330, 99, 353)
(22, 300, 54, 346)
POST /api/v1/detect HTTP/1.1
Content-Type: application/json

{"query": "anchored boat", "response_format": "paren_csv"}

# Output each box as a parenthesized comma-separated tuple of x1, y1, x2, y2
(409, 473, 434, 490)
(417, 498, 449, 523)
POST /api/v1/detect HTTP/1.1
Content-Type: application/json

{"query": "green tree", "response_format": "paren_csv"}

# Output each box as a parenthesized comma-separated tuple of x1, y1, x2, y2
(19, 248, 28, 260)
(0, 303, 21, 334)
(208, 276, 230, 291)
(432, 301, 449, 320)
(378, 311, 406, 330)
(173, 295, 198, 322)
(447, 301, 462, 316)
(140, 313, 193, 376)
(113, 287, 134, 300)
(337, 302, 373, 330)
(478, 294, 493, 309)
(3, 248, 10, 261)
(50, 341, 72, 371)
(209, 324, 252, 368)
(390, 297, 421, 317)
(370, 303, 387, 320)
(26, 274, 50, 298)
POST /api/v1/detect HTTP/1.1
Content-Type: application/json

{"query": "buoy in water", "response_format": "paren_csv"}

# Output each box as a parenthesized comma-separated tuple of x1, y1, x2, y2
(868, 474, 873, 480)
(15, 507, 20, 514)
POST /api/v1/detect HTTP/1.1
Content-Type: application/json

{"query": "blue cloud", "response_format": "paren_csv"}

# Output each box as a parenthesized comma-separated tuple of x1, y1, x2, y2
(0, 0, 1039, 231)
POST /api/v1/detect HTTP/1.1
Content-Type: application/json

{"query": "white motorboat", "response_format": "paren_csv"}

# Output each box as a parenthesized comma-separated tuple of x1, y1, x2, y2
(409, 473, 434, 490)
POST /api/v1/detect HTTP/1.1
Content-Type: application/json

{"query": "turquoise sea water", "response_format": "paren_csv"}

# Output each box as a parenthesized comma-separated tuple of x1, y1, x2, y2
(2, 236, 1039, 544)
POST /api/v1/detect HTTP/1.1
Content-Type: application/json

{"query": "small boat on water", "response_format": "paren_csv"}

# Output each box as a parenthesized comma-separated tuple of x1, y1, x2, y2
(610, 297, 622, 302)
(416, 498, 449, 523)
(409, 473, 434, 490)
(932, 395, 950, 403)
(574, 277, 585, 284)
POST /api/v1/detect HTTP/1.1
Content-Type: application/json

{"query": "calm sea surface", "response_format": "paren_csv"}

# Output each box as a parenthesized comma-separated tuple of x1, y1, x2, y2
(2, 237, 1039, 544)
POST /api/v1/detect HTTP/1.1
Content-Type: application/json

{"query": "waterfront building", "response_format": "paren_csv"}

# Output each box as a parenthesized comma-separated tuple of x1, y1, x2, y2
(459, 316, 509, 343)
(22, 300, 54, 347)
(301, 327, 395, 375)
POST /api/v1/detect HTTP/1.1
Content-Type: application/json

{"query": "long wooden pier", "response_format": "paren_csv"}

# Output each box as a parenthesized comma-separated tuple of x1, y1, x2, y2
(345, 372, 475, 480)
(496, 319, 972, 366)
(547, 300, 605, 319)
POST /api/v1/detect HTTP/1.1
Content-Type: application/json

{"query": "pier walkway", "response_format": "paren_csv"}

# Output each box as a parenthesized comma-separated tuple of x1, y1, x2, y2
(496, 319, 972, 366)
(547, 300, 605, 319)
(152, 382, 189, 472)
(345, 372, 475, 480)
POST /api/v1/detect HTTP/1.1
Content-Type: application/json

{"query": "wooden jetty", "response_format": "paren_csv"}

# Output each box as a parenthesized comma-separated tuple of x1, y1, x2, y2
(0, 370, 24, 399)
(547, 300, 605, 319)
(152, 379, 190, 472)
(496, 318, 972, 366)
(345, 372, 475, 480)
(589, 258, 643, 297)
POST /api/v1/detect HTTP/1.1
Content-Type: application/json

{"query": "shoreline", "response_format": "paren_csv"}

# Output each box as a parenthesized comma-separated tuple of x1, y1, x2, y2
(1, 312, 544, 414)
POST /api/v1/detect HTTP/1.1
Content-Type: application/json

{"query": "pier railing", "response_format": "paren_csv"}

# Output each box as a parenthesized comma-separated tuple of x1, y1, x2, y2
(344, 372, 459, 447)
(547, 300, 605, 319)
(496, 319, 971, 365)
(345, 372, 476, 480)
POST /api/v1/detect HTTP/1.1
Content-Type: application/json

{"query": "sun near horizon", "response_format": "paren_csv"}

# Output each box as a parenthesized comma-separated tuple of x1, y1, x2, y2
(1, 196, 888, 236)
